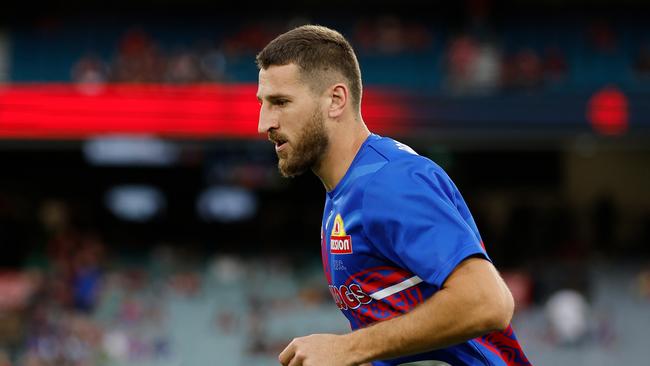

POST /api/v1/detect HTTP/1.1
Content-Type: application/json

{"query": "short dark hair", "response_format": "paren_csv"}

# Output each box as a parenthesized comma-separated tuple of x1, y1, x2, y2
(256, 25, 362, 111)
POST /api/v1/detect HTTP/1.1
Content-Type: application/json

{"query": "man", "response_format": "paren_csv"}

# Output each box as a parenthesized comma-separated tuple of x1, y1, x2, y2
(256, 25, 531, 366)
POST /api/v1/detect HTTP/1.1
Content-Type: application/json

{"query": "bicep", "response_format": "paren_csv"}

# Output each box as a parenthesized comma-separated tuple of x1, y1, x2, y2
(442, 256, 508, 296)
(441, 256, 514, 328)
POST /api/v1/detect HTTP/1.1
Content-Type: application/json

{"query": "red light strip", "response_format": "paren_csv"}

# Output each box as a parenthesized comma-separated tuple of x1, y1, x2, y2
(0, 83, 406, 139)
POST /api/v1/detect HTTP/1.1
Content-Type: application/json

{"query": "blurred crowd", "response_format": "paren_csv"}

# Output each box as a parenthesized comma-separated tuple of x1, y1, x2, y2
(0, 189, 649, 365)
(71, 29, 229, 85)
(63, 14, 650, 96)
(0, 197, 344, 366)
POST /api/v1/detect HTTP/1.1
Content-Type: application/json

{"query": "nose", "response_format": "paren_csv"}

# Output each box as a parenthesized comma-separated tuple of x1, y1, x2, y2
(257, 104, 279, 134)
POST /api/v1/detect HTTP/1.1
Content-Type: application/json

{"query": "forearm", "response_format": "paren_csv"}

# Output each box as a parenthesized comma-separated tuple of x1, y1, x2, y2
(346, 288, 499, 363)
(343, 258, 514, 364)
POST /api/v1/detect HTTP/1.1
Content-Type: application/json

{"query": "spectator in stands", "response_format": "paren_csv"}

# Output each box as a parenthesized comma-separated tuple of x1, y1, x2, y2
(445, 33, 501, 95)
(545, 288, 591, 347)
(353, 16, 432, 54)
(165, 49, 202, 83)
(72, 234, 106, 312)
(375, 16, 406, 54)
(472, 42, 501, 94)
(222, 21, 279, 57)
(445, 33, 479, 94)
(71, 53, 108, 94)
(111, 29, 165, 82)
(196, 41, 228, 82)
(502, 48, 543, 91)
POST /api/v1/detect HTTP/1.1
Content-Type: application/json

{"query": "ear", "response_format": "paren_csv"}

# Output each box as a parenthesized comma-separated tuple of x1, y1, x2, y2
(328, 83, 348, 119)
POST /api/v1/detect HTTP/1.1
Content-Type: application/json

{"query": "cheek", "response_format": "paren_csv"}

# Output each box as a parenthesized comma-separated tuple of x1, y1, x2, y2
(283, 111, 306, 136)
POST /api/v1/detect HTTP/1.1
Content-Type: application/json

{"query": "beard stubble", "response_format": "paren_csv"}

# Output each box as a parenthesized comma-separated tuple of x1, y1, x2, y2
(275, 107, 329, 178)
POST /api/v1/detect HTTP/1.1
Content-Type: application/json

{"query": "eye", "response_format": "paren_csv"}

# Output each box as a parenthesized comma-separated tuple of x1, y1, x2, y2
(275, 99, 289, 106)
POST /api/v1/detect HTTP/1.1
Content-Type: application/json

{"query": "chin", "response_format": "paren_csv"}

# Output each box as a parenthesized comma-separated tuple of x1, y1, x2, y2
(278, 160, 311, 178)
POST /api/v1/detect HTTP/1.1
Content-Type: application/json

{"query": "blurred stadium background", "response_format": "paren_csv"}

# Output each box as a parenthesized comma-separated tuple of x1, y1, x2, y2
(1, 0, 650, 365)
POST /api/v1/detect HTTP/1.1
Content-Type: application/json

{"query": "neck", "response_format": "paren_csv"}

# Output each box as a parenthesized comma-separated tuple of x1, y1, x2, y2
(313, 118, 370, 192)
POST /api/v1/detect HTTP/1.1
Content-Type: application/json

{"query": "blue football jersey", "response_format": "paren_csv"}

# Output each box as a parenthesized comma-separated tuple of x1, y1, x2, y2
(320, 134, 531, 366)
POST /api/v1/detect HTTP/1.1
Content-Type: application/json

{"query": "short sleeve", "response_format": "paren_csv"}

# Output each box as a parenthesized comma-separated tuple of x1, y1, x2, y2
(361, 157, 489, 289)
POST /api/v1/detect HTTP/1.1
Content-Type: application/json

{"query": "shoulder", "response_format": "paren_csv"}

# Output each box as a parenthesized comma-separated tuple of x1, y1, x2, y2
(362, 136, 456, 201)
(365, 134, 422, 162)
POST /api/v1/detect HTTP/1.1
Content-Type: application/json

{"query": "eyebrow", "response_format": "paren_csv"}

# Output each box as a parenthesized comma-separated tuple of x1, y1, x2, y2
(257, 94, 292, 102)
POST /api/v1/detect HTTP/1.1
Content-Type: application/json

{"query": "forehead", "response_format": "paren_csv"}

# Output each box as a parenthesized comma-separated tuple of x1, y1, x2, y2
(257, 64, 306, 98)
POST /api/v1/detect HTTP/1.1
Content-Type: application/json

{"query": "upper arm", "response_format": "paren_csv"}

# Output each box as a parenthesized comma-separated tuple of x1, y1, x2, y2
(362, 159, 489, 289)
(443, 256, 514, 328)
(443, 256, 504, 291)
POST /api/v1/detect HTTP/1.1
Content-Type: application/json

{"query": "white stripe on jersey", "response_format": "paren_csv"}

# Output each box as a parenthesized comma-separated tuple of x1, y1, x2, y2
(369, 275, 423, 300)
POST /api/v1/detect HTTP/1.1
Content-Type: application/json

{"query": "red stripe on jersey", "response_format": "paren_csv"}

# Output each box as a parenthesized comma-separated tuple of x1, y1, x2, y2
(475, 326, 532, 366)
(345, 266, 414, 293)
